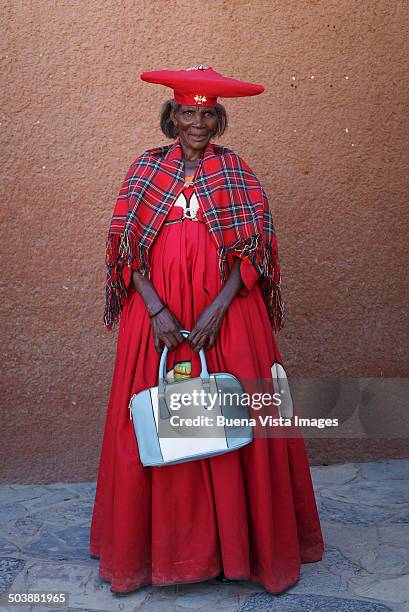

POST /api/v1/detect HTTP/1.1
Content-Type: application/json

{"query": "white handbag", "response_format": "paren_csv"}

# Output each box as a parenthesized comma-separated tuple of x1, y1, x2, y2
(128, 330, 253, 467)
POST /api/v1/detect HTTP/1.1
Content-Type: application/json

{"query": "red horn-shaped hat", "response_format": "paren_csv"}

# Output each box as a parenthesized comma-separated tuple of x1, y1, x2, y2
(140, 64, 264, 107)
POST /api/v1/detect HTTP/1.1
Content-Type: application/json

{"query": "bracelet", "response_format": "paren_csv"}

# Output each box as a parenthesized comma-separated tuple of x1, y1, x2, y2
(149, 304, 166, 318)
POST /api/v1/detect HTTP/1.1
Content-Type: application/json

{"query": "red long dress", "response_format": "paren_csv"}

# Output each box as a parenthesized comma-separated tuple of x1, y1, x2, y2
(89, 179, 324, 593)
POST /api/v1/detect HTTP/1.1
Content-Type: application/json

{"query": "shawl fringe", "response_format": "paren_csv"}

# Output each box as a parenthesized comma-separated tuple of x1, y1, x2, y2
(119, 230, 151, 277)
(105, 230, 285, 333)
(218, 234, 285, 332)
(103, 234, 126, 331)
(103, 232, 151, 331)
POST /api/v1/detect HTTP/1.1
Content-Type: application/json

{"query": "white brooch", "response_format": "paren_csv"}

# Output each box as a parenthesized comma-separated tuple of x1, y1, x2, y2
(193, 95, 207, 105)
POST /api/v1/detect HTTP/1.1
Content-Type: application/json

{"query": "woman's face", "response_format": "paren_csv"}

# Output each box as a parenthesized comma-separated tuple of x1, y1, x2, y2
(171, 105, 218, 152)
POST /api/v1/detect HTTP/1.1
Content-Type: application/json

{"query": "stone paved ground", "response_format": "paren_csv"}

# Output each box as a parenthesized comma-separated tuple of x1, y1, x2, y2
(0, 459, 408, 612)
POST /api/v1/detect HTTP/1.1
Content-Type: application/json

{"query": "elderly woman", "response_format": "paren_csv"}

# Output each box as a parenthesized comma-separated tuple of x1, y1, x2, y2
(90, 65, 324, 594)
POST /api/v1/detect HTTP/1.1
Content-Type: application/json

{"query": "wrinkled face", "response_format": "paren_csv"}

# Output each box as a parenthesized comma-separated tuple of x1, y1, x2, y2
(170, 105, 218, 151)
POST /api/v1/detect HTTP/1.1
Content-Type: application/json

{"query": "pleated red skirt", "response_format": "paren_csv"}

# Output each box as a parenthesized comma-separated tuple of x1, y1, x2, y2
(90, 203, 324, 593)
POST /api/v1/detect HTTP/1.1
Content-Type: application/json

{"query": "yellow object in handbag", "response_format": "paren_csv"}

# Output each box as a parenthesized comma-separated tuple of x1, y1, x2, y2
(174, 361, 192, 379)
(165, 361, 192, 382)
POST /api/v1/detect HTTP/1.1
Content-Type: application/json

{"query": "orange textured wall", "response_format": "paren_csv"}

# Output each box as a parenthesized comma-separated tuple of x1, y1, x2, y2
(1, 1, 408, 483)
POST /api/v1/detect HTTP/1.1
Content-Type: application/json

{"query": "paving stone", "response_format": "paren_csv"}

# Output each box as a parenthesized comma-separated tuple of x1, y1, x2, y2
(320, 528, 393, 569)
(358, 544, 409, 575)
(350, 574, 409, 605)
(63, 482, 97, 498)
(46, 481, 94, 489)
(319, 500, 394, 526)
(360, 460, 409, 481)
(173, 581, 250, 611)
(55, 525, 93, 551)
(321, 546, 362, 577)
(136, 578, 259, 612)
(388, 512, 409, 524)
(321, 522, 379, 553)
(348, 576, 388, 591)
(0, 535, 20, 556)
(377, 524, 409, 545)
(8, 560, 152, 611)
(286, 562, 349, 597)
(330, 546, 379, 569)
(320, 522, 386, 567)
(311, 463, 360, 486)
(31, 499, 93, 529)
(31, 609, 101, 612)
(20, 488, 80, 513)
(321, 481, 409, 510)
(0, 558, 25, 594)
(0, 517, 44, 548)
(392, 605, 409, 612)
(0, 502, 30, 522)
(23, 527, 93, 563)
(0, 485, 50, 504)
(237, 592, 392, 611)
(0, 484, 79, 507)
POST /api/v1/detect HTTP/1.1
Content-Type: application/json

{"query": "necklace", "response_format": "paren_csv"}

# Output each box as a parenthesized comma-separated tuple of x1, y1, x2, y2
(184, 160, 199, 185)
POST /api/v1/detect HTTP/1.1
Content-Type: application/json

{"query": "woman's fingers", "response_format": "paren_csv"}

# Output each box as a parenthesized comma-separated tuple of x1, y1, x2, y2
(187, 328, 198, 349)
(163, 334, 176, 350)
(191, 323, 217, 351)
(150, 307, 186, 352)
(188, 326, 199, 349)
(156, 310, 220, 353)
(154, 332, 162, 353)
(162, 327, 185, 350)
(155, 326, 213, 354)
(163, 327, 184, 349)
(205, 333, 216, 351)
(189, 304, 225, 351)
(171, 327, 185, 346)
(205, 332, 216, 351)
(191, 330, 208, 352)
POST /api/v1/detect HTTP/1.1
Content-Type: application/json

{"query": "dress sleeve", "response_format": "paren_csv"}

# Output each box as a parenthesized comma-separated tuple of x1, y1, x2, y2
(237, 258, 260, 296)
(121, 264, 133, 291)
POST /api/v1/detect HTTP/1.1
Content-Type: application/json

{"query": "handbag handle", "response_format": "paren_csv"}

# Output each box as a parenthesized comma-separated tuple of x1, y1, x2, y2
(157, 329, 211, 420)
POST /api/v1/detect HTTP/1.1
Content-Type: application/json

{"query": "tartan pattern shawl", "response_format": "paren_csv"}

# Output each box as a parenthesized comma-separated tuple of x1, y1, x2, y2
(104, 138, 284, 332)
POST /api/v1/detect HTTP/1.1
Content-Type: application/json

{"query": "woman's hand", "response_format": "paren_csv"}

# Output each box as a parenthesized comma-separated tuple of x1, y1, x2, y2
(188, 301, 228, 352)
(132, 269, 184, 352)
(189, 257, 245, 352)
(150, 307, 184, 353)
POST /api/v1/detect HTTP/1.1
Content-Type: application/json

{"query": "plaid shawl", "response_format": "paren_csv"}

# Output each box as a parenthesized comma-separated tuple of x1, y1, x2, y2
(104, 138, 284, 332)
